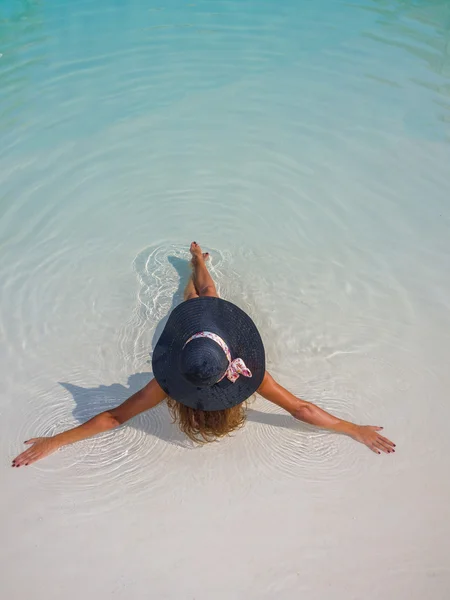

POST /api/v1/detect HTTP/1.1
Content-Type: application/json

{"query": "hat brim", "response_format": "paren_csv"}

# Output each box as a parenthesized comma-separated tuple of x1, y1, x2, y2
(152, 297, 265, 410)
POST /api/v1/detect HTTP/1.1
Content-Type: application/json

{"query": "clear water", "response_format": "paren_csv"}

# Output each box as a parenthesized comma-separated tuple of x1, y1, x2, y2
(1, 1, 450, 598)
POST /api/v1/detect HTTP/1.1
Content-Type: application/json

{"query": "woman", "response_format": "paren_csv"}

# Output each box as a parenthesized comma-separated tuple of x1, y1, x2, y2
(12, 242, 395, 467)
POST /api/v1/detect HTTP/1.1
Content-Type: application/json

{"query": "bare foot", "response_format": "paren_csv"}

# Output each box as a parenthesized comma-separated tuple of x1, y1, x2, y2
(190, 241, 209, 263)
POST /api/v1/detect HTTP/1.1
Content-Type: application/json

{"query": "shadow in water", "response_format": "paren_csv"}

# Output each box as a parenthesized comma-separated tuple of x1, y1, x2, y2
(246, 408, 310, 433)
(151, 255, 192, 351)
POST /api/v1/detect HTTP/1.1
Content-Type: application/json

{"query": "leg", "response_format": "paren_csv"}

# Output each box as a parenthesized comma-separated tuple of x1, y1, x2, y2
(183, 275, 199, 301)
(190, 242, 219, 297)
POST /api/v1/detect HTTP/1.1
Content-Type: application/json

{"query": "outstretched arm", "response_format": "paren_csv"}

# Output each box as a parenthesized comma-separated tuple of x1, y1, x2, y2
(12, 378, 167, 467)
(258, 372, 395, 454)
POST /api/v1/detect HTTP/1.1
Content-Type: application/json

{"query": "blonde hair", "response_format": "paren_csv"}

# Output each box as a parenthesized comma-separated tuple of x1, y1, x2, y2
(167, 397, 247, 444)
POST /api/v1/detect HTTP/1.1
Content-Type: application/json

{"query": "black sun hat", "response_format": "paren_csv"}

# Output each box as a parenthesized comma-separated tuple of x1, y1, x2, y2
(152, 297, 266, 411)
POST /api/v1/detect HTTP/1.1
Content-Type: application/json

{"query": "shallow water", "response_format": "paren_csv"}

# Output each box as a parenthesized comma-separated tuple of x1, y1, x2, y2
(1, 1, 450, 598)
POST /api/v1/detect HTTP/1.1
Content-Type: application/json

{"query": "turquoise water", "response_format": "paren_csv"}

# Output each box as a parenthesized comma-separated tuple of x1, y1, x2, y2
(1, 1, 450, 598)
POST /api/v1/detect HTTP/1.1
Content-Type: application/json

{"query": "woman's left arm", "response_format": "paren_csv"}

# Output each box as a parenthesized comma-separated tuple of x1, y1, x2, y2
(258, 372, 395, 454)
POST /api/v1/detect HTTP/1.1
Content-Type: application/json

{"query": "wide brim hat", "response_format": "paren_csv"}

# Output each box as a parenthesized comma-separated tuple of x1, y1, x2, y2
(152, 297, 265, 410)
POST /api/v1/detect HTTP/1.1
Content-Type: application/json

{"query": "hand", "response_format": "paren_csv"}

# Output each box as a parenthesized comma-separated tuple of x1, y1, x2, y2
(12, 437, 61, 467)
(350, 426, 395, 454)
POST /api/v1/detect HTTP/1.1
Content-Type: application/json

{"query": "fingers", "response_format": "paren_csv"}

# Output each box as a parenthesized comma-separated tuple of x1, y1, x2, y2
(13, 448, 35, 467)
(366, 427, 395, 454)
(376, 440, 393, 453)
(13, 451, 40, 467)
(362, 426, 396, 455)
(12, 438, 44, 467)
(12, 450, 33, 467)
(378, 434, 395, 449)
(372, 435, 395, 454)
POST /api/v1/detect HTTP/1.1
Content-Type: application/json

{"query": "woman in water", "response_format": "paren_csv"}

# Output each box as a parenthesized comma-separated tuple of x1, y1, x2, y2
(12, 242, 395, 467)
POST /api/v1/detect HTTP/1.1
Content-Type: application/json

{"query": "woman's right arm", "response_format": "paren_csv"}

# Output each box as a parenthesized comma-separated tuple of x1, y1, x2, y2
(12, 378, 167, 468)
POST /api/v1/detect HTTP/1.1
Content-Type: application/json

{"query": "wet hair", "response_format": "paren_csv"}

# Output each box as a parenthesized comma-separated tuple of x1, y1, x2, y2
(167, 397, 247, 444)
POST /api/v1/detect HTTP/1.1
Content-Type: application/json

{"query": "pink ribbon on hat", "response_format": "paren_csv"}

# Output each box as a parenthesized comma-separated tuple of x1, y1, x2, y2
(183, 331, 252, 384)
